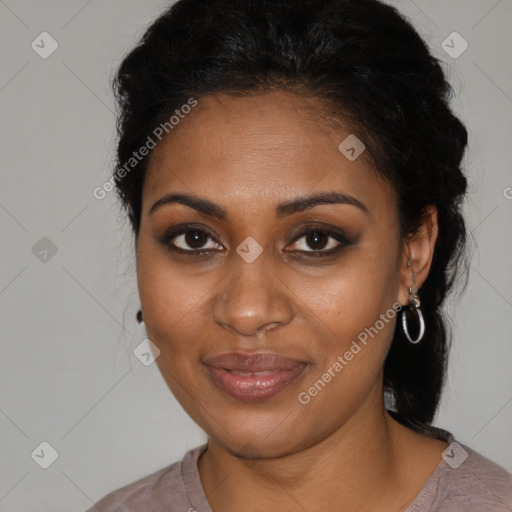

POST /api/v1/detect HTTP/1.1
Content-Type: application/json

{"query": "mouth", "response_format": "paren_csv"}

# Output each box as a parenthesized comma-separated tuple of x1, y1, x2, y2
(202, 351, 308, 403)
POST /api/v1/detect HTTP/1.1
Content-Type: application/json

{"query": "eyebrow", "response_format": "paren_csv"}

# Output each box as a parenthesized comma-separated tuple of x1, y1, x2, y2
(148, 191, 369, 220)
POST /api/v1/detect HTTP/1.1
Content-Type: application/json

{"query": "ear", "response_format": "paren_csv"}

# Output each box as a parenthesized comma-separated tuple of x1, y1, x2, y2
(397, 205, 438, 306)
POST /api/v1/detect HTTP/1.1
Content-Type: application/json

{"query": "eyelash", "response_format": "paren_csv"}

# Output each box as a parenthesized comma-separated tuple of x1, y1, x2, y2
(157, 224, 353, 258)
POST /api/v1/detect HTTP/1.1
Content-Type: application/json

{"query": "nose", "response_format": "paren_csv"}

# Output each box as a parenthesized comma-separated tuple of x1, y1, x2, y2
(211, 256, 294, 337)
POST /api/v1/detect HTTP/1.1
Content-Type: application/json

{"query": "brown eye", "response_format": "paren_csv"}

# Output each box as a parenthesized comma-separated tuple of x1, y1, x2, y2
(287, 227, 350, 254)
(158, 226, 223, 253)
(184, 230, 209, 249)
(305, 231, 329, 250)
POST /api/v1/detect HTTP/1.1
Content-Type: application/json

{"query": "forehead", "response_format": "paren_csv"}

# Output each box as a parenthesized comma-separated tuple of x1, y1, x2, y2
(143, 92, 395, 216)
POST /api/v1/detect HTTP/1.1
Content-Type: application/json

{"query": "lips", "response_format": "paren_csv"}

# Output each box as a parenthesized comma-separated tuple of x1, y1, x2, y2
(202, 351, 308, 402)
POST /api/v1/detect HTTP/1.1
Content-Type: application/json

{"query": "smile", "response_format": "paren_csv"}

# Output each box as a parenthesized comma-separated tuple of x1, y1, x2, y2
(202, 351, 308, 402)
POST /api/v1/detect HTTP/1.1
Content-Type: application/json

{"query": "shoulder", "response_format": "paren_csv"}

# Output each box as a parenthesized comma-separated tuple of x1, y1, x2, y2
(84, 444, 207, 512)
(410, 441, 512, 511)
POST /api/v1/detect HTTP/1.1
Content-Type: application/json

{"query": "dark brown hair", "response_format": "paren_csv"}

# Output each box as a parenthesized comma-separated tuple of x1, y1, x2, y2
(112, 0, 468, 426)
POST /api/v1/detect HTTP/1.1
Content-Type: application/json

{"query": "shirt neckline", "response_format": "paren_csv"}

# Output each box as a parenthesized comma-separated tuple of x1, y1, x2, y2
(182, 429, 456, 512)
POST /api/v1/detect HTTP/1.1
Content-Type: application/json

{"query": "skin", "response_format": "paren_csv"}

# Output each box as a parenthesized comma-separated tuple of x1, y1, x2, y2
(136, 91, 447, 512)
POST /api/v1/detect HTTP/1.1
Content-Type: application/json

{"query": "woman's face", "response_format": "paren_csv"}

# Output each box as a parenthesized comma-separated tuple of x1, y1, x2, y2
(136, 91, 412, 458)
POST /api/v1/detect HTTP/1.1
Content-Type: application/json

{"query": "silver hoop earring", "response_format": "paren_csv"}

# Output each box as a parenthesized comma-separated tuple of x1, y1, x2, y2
(401, 287, 425, 344)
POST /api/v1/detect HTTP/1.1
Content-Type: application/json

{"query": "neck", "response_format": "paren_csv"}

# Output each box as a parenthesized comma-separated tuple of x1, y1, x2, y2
(197, 387, 424, 512)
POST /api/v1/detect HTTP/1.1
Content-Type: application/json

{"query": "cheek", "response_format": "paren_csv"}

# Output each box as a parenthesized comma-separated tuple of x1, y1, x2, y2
(290, 239, 400, 338)
(287, 240, 401, 393)
(294, 273, 398, 385)
(289, 281, 399, 440)
(137, 238, 211, 332)
(136, 243, 220, 397)
(136, 247, 211, 413)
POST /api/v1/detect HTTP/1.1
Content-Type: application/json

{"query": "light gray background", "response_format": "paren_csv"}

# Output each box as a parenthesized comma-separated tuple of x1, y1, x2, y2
(0, 1, 511, 511)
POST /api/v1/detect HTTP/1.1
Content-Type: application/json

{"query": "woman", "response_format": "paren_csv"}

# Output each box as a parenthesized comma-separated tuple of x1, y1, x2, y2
(87, 0, 512, 510)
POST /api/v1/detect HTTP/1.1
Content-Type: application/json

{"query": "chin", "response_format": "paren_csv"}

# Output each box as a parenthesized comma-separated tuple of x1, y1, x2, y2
(219, 435, 305, 460)
(202, 410, 313, 460)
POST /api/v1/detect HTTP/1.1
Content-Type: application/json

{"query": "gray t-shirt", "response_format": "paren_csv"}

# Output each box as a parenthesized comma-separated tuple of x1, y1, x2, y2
(86, 435, 512, 511)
